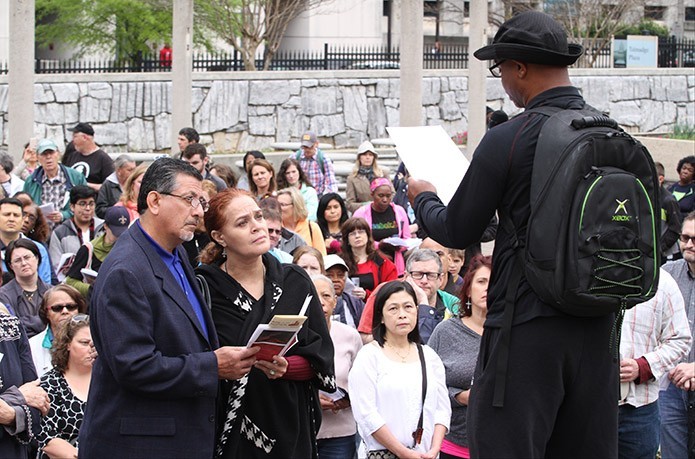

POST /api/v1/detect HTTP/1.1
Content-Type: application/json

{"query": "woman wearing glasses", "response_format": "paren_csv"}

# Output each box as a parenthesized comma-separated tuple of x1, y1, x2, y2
(37, 314, 95, 459)
(196, 188, 335, 458)
(29, 285, 88, 377)
(340, 217, 398, 300)
(277, 187, 327, 256)
(0, 239, 50, 338)
(352, 178, 411, 276)
(348, 281, 450, 459)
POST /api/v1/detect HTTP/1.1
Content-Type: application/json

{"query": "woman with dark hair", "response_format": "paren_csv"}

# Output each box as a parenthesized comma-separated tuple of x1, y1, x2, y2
(248, 159, 277, 201)
(349, 280, 450, 459)
(20, 201, 51, 246)
(317, 193, 348, 254)
(428, 255, 491, 459)
(340, 217, 397, 299)
(209, 163, 238, 188)
(668, 155, 695, 220)
(37, 314, 94, 459)
(353, 177, 411, 276)
(195, 188, 335, 458)
(276, 158, 319, 221)
(0, 239, 49, 338)
(237, 150, 265, 191)
(28, 285, 88, 377)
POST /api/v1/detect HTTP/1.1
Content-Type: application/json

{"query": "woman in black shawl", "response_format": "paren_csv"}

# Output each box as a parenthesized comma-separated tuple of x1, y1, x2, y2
(196, 188, 335, 459)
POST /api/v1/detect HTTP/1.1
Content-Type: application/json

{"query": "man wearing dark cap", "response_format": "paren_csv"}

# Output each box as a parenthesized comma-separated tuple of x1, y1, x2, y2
(291, 131, 338, 197)
(409, 12, 618, 458)
(64, 123, 115, 191)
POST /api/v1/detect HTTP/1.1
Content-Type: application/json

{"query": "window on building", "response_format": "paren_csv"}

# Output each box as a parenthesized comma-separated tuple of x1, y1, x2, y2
(464, 1, 470, 16)
(424, 0, 439, 17)
(644, 5, 666, 20)
(686, 6, 695, 21)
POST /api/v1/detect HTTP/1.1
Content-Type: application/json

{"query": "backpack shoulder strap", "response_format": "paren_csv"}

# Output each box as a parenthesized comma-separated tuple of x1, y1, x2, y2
(316, 150, 325, 173)
(195, 274, 212, 310)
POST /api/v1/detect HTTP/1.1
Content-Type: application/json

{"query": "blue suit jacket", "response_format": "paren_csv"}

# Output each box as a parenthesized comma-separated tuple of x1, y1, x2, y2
(78, 222, 220, 458)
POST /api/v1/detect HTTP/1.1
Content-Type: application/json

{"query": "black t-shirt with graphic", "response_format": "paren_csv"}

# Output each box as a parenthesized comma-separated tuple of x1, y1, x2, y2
(370, 206, 398, 241)
(62, 149, 114, 185)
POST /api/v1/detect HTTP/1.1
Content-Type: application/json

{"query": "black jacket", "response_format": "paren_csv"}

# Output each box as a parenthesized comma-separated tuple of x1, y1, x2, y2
(415, 86, 586, 327)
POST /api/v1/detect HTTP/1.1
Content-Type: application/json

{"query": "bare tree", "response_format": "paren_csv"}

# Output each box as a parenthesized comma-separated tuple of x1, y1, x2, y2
(196, 0, 334, 70)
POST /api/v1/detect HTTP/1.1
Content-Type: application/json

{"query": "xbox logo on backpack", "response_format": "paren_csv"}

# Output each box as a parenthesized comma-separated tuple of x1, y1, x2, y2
(613, 198, 631, 222)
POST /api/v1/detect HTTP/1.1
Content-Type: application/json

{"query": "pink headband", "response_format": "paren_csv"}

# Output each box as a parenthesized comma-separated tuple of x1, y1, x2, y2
(370, 177, 392, 192)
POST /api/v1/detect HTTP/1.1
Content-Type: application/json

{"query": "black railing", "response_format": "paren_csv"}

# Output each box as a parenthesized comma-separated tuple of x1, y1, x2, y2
(1, 38, 692, 74)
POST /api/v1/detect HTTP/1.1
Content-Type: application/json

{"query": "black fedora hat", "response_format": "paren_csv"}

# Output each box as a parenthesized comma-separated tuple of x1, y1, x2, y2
(474, 11, 583, 66)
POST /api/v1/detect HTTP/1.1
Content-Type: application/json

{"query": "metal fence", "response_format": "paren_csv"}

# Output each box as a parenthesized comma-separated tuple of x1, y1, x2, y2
(2, 38, 693, 74)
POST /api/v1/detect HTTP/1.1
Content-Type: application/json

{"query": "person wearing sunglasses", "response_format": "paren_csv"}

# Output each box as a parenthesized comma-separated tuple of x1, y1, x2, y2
(0, 238, 50, 338)
(28, 284, 87, 377)
(37, 314, 95, 459)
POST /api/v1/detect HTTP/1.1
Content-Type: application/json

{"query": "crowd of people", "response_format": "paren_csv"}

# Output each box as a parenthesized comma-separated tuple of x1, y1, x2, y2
(0, 10, 692, 459)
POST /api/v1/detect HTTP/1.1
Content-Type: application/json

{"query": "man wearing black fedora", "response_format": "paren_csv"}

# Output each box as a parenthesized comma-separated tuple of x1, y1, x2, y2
(409, 11, 618, 458)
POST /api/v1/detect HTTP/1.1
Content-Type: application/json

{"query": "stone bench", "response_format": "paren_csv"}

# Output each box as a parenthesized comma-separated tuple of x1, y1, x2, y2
(270, 142, 333, 151)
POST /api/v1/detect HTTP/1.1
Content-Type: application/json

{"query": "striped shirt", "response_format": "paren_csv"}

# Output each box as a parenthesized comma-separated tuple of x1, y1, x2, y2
(620, 269, 692, 406)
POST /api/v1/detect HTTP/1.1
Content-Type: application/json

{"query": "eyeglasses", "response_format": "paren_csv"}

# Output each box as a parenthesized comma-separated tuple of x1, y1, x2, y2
(10, 254, 35, 265)
(25, 214, 37, 223)
(75, 201, 96, 208)
(161, 193, 210, 212)
(70, 313, 89, 324)
(49, 303, 79, 313)
(409, 271, 442, 281)
(279, 202, 293, 208)
(488, 60, 506, 78)
(267, 228, 282, 235)
(679, 234, 695, 245)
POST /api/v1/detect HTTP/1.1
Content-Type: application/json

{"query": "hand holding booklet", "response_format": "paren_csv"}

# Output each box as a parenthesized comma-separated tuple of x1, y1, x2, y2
(246, 295, 312, 362)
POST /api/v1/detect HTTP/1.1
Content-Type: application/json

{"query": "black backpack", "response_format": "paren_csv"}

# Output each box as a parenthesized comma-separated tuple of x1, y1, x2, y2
(493, 105, 661, 407)
(513, 105, 660, 316)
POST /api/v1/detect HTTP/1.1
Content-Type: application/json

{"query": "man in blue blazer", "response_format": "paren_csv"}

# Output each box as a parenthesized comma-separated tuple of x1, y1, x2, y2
(78, 158, 259, 458)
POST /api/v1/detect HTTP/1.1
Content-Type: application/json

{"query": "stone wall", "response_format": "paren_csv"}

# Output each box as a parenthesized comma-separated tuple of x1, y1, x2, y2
(0, 69, 692, 155)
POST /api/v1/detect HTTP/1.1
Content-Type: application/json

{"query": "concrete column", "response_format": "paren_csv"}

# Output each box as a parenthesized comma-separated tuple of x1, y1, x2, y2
(171, 0, 194, 154)
(8, 0, 34, 161)
(466, 0, 488, 152)
(399, 0, 423, 127)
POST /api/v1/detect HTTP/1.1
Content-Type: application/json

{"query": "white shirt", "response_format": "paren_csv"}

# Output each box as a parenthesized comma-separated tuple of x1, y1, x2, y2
(620, 269, 692, 406)
(348, 341, 450, 453)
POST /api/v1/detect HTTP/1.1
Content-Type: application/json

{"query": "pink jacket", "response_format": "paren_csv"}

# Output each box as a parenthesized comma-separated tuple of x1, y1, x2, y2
(352, 202, 411, 275)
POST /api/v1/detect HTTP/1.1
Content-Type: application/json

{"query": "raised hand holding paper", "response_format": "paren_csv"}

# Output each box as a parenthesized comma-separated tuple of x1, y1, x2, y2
(386, 125, 470, 205)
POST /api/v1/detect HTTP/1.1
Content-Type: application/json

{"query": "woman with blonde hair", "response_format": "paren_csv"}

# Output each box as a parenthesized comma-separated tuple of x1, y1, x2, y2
(248, 159, 277, 201)
(346, 141, 389, 213)
(115, 163, 148, 222)
(277, 187, 326, 255)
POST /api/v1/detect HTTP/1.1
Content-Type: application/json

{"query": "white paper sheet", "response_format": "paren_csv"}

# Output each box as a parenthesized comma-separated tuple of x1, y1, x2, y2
(386, 125, 470, 205)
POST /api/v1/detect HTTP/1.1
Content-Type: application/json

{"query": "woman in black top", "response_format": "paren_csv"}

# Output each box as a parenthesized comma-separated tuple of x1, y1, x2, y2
(196, 188, 335, 459)
(317, 193, 348, 254)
